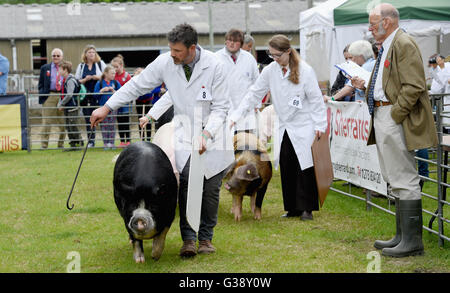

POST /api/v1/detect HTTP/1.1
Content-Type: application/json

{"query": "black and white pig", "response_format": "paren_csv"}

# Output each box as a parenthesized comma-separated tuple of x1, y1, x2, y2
(223, 132, 272, 221)
(113, 141, 178, 263)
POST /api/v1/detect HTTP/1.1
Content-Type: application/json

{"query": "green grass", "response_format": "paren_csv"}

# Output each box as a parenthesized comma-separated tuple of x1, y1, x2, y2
(0, 148, 449, 273)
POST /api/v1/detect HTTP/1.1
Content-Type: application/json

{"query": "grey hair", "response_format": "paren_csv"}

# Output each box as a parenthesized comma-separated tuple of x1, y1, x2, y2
(371, 3, 400, 19)
(243, 34, 255, 45)
(348, 40, 374, 61)
(381, 6, 399, 19)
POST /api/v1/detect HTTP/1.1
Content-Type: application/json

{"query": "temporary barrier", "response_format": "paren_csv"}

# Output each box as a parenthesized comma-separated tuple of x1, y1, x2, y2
(0, 94, 28, 151)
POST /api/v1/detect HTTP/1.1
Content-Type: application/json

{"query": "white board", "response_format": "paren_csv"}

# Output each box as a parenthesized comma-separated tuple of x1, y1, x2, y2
(186, 138, 205, 233)
(327, 101, 387, 195)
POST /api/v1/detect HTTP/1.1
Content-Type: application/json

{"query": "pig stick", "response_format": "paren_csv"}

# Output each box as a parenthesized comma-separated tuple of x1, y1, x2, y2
(140, 104, 146, 141)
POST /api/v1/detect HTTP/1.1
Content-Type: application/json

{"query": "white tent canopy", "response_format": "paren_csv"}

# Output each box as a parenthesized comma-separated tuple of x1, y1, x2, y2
(299, 0, 450, 84)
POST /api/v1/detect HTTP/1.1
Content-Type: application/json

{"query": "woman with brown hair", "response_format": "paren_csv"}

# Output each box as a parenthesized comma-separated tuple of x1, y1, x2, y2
(75, 45, 106, 147)
(230, 35, 327, 220)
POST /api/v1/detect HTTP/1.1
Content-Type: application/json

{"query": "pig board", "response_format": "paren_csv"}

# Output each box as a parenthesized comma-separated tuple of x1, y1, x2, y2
(186, 139, 205, 233)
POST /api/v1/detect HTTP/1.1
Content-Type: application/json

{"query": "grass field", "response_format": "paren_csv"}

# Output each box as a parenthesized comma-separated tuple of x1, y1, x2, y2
(0, 147, 449, 273)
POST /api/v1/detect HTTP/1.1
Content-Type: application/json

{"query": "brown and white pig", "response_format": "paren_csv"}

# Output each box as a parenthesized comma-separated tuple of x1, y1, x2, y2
(223, 132, 272, 221)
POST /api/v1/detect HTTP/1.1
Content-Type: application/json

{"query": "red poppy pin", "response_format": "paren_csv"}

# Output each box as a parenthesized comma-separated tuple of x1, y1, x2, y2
(384, 59, 390, 68)
(46, 70, 50, 77)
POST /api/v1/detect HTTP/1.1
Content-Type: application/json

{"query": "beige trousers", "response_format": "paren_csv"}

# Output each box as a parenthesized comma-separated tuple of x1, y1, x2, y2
(373, 105, 421, 200)
(41, 94, 66, 148)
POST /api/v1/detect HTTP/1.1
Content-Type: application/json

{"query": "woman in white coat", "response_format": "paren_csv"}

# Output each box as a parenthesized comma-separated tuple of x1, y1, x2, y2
(230, 35, 327, 220)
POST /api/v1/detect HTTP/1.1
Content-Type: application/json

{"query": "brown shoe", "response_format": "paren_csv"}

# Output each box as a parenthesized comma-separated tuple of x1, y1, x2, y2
(179, 240, 197, 257)
(198, 240, 216, 254)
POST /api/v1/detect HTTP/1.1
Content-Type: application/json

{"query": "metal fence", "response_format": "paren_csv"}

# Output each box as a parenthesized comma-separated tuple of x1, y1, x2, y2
(25, 91, 156, 151)
(330, 93, 449, 248)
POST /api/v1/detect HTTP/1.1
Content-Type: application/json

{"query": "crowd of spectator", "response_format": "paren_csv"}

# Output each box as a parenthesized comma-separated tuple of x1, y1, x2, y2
(36, 45, 167, 150)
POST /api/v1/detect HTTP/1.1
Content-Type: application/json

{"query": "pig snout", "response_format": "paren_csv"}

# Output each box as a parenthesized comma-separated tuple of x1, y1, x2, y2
(128, 209, 155, 238)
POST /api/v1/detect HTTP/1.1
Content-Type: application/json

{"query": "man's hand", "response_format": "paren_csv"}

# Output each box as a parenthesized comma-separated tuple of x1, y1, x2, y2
(139, 115, 152, 129)
(198, 130, 211, 155)
(90, 105, 111, 128)
(351, 76, 365, 90)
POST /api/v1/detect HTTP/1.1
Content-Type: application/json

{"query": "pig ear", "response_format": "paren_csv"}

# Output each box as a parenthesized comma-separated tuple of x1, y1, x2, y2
(236, 163, 260, 181)
(224, 161, 237, 180)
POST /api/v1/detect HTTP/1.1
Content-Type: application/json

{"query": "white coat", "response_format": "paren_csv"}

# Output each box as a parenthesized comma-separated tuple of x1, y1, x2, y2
(230, 59, 327, 170)
(106, 46, 235, 179)
(215, 48, 260, 131)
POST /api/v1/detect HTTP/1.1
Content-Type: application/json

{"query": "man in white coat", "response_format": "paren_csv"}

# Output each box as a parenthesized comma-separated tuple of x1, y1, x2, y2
(90, 23, 234, 257)
(215, 29, 260, 133)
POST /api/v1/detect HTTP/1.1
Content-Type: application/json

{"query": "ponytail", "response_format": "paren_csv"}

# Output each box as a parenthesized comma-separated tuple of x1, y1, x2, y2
(288, 48, 300, 85)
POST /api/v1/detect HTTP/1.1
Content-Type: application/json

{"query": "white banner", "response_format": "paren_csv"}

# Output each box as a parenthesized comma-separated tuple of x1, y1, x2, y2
(326, 102, 387, 195)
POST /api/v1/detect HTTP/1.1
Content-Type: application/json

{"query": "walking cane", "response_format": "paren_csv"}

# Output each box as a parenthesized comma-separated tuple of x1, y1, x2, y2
(66, 128, 95, 210)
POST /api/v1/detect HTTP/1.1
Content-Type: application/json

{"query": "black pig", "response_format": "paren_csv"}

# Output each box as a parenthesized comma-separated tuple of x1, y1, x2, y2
(113, 141, 177, 263)
(224, 132, 272, 221)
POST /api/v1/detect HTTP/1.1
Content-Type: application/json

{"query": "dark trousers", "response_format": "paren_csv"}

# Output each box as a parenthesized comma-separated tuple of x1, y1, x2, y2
(64, 109, 82, 146)
(178, 158, 225, 242)
(279, 131, 319, 212)
(116, 114, 131, 143)
(415, 148, 429, 178)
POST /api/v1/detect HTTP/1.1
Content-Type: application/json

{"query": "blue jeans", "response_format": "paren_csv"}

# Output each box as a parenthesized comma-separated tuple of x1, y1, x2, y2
(416, 148, 429, 178)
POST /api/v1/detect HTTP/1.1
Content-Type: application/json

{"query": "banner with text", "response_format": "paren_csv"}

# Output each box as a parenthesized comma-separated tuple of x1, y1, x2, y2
(0, 94, 28, 151)
(326, 102, 387, 195)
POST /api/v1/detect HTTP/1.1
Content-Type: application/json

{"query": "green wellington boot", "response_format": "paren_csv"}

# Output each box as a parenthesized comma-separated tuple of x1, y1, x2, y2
(382, 199, 424, 258)
(374, 197, 401, 250)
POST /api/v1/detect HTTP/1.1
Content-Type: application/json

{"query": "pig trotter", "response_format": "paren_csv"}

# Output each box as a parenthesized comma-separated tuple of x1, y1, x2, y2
(152, 227, 169, 260)
(132, 239, 145, 263)
(254, 207, 262, 220)
(232, 195, 243, 222)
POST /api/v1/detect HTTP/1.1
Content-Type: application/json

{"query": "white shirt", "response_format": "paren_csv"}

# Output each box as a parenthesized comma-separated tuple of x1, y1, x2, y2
(430, 63, 450, 94)
(436, 63, 450, 94)
(230, 60, 327, 170)
(215, 48, 259, 131)
(374, 28, 399, 102)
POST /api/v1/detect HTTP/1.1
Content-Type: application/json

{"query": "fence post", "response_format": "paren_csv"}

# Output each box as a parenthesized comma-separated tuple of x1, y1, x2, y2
(365, 189, 372, 211)
(25, 90, 32, 153)
(435, 95, 444, 247)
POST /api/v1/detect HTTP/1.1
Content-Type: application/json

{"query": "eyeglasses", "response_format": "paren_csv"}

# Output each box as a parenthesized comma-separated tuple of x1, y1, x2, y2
(266, 50, 287, 60)
(52, 55, 61, 57)
(368, 18, 385, 29)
